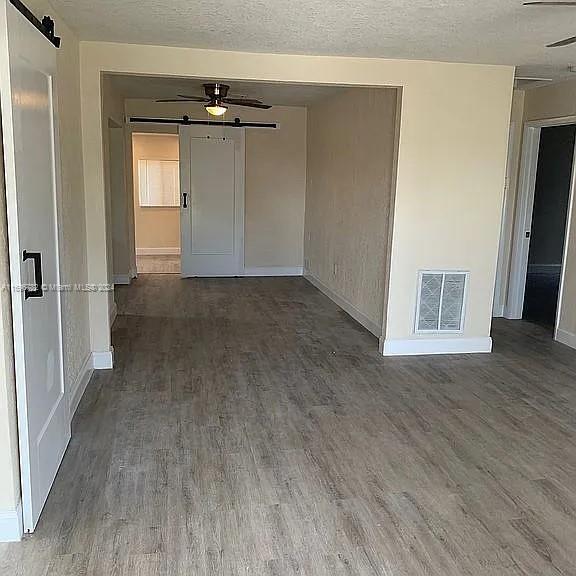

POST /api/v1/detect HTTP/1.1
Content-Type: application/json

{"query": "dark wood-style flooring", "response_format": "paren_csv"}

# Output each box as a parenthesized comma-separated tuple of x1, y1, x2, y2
(2, 275, 576, 575)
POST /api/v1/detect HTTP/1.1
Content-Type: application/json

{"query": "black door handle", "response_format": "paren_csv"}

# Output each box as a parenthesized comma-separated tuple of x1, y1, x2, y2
(23, 251, 43, 299)
(182, 192, 188, 208)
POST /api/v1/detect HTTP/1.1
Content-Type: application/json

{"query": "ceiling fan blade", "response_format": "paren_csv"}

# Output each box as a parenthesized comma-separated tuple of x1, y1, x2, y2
(547, 35, 576, 47)
(222, 98, 272, 109)
(178, 95, 211, 102)
(222, 97, 264, 104)
(156, 96, 211, 103)
(524, 2, 576, 5)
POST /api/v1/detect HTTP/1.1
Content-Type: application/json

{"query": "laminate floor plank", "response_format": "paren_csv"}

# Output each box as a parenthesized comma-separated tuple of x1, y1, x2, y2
(2, 276, 576, 575)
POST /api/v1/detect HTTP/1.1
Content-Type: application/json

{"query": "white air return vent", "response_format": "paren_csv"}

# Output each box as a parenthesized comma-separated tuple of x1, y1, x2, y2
(416, 271, 467, 333)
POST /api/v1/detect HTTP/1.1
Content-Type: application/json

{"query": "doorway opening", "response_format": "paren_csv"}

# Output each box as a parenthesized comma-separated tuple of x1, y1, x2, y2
(103, 73, 399, 345)
(506, 117, 576, 341)
(132, 132, 181, 274)
(523, 124, 576, 329)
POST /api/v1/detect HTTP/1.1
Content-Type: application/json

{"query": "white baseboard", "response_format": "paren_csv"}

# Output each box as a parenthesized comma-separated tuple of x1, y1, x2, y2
(69, 353, 94, 418)
(304, 272, 382, 337)
(136, 247, 180, 256)
(382, 336, 493, 356)
(113, 274, 131, 285)
(492, 304, 504, 318)
(93, 348, 114, 370)
(503, 306, 521, 320)
(244, 266, 303, 277)
(556, 328, 576, 350)
(0, 500, 22, 542)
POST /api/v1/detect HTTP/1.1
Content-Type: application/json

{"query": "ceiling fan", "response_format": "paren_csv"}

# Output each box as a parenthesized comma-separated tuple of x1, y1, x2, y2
(524, 2, 576, 47)
(156, 83, 272, 117)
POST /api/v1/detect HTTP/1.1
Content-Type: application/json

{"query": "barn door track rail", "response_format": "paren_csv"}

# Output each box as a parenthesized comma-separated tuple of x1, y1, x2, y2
(129, 115, 277, 129)
(9, 0, 61, 48)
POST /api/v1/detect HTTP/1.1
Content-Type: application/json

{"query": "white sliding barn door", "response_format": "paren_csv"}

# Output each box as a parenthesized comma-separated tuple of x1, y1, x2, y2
(179, 126, 245, 277)
(0, 0, 68, 532)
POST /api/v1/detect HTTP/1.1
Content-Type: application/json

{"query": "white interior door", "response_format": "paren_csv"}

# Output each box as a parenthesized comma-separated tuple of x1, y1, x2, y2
(0, 1, 68, 531)
(179, 125, 245, 277)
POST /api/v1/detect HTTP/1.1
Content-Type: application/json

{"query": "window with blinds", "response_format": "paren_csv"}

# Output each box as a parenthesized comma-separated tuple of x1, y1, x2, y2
(138, 159, 180, 207)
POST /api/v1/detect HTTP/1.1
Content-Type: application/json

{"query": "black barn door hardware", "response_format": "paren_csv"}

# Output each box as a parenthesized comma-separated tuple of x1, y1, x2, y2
(129, 115, 277, 129)
(9, 0, 61, 48)
(23, 250, 43, 299)
(182, 193, 188, 208)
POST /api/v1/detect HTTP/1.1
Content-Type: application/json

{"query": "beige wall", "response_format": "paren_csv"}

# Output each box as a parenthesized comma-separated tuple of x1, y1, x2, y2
(126, 100, 307, 269)
(101, 75, 128, 305)
(45, 6, 91, 398)
(108, 124, 132, 278)
(384, 71, 512, 349)
(522, 81, 576, 343)
(559, 191, 576, 341)
(132, 133, 180, 251)
(524, 79, 576, 122)
(80, 43, 514, 354)
(244, 106, 306, 269)
(1, 0, 91, 513)
(101, 80, 135, 283)
(305, 88, 398, 332)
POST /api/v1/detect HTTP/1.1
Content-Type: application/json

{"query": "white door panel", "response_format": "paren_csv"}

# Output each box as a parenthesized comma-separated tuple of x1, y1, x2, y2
(0, 0, 68, 531)
(180, 126, 244, 277)
(190, 138, 235, 254)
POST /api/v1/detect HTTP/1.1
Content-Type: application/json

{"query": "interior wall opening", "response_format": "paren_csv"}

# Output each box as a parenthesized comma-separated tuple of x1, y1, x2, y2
(132, 132, 181, 275)
(505, 116, 576, 346)
(523, 124, 576, 330)
(101, 73, 401, 347)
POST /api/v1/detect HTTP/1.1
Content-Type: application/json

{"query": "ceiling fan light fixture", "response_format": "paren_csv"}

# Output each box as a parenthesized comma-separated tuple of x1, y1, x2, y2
(158, 83, 271, 111)
(205, 103, 228, 116)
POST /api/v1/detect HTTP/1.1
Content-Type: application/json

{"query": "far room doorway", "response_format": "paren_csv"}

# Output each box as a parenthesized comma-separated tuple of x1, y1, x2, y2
(133, 132, 181, 274)
(523, 124, 576, 329)
(507, 118, 576, 340)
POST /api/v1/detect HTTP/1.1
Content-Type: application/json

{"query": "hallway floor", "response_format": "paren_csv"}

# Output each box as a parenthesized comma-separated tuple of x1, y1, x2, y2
(3, 276, 576, 575)
(523, 268, 561, 330)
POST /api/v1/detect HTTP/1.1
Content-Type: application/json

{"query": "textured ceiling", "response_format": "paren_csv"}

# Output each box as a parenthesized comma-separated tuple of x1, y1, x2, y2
(52, 0, 576, 81)
(108, 75, 346, 106)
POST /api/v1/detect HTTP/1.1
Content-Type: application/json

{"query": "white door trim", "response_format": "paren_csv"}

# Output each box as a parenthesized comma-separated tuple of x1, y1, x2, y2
(506, 116, 576, 343)
(493, 121, 516, 318)
(556, 129, 576, 344)
(505, 123, 541, 319)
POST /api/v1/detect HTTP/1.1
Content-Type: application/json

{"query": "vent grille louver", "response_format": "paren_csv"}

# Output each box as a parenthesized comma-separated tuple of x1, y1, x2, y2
(416, 271, 467, 333)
